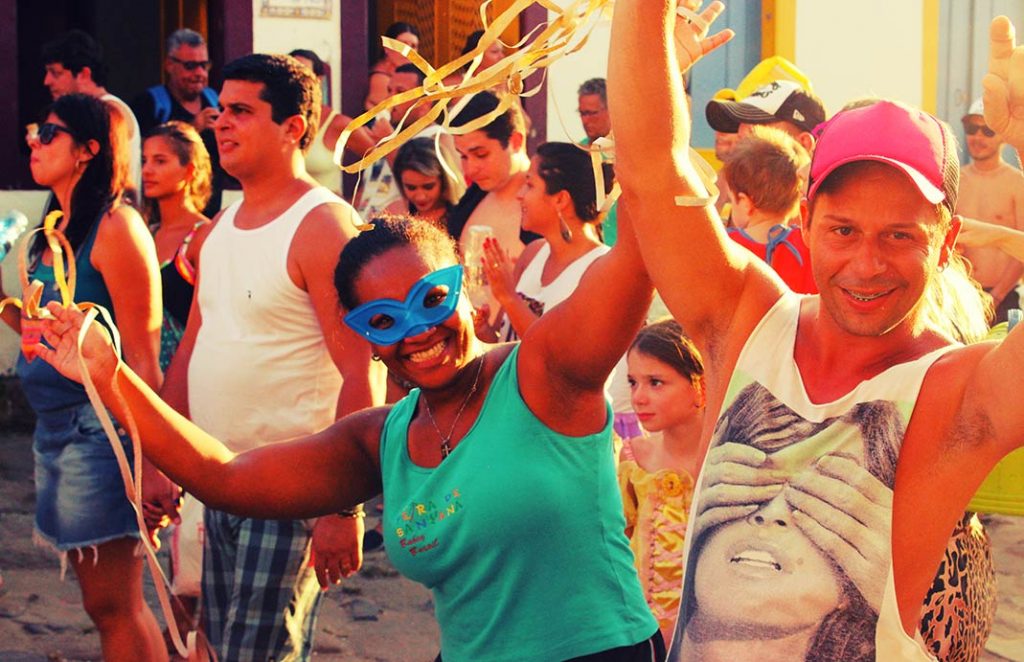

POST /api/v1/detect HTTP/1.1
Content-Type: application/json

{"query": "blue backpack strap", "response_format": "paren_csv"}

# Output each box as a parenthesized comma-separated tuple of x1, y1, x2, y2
(764, 224, 803, 266)
(200, 87, 219, 109)
(148, 85, 172, 124)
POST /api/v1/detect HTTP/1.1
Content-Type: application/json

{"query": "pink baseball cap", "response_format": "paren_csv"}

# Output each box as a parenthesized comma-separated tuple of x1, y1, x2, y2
(807, 100, 958, 213)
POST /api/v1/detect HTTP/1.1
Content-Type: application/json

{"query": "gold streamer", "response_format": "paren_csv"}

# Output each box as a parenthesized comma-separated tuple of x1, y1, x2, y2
(334, 0, 615, 176)
(0, 211, 210, 661)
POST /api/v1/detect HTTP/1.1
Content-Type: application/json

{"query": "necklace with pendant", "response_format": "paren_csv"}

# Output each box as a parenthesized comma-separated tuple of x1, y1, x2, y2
(422, 356, 485, 459)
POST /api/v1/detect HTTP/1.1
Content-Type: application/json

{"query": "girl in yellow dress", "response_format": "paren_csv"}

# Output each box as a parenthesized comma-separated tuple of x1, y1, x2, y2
(618, 319, 705, 644)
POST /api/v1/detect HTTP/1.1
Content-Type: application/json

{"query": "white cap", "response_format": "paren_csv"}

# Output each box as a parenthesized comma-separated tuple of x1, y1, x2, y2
(964, 97, 985, 119)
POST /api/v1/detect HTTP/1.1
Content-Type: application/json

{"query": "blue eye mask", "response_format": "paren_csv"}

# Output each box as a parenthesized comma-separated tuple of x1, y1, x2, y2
(344, 264, 464, 345)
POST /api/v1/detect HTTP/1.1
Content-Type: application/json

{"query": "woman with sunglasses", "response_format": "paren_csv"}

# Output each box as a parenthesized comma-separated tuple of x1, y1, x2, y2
(1, 94, 167, 661)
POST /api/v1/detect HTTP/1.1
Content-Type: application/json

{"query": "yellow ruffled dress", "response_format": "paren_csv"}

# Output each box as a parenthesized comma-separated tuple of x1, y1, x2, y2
(617, 437, 695, 642)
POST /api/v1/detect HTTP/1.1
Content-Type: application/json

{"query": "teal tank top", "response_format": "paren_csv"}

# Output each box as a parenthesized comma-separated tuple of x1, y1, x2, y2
(380, 346, 657, 661)
(16, 216, 116, 413)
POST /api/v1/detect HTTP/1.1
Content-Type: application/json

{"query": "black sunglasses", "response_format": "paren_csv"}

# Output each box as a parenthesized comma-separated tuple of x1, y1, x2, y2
(33, 123, 75, 145)
(169, 56, 211, 72)
(963, 123, 996, 137)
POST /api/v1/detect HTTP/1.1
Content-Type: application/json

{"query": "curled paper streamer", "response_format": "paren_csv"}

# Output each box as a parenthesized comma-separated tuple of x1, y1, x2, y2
(334, 0, 614, 176)
(0, 212, 213, 661)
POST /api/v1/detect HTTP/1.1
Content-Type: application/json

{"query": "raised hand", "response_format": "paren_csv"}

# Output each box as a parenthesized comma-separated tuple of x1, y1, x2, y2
(36, 301, 120, 388)
(693, 441, 788, 538)
(481, 237, 516, 305)
(672, 1, 735, 75)
(785, 453, 893, 611)
(983, 16, 1024, 150)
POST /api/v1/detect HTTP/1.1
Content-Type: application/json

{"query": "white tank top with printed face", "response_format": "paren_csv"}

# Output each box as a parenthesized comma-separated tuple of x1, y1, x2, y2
(668, 292, 950, 662)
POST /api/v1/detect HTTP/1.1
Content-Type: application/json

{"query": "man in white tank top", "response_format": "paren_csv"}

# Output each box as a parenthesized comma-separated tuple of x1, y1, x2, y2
(612, 6, 1024, 660)
(161, 54, 383, 662)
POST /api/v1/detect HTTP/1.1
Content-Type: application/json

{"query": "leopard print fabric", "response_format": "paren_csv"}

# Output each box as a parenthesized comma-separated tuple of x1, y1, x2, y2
(919, 513, 996, 662)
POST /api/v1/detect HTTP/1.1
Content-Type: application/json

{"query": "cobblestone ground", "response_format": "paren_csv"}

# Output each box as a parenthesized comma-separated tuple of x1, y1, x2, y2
(2, 430, 1023, 661)
(0, 432, 439, 662)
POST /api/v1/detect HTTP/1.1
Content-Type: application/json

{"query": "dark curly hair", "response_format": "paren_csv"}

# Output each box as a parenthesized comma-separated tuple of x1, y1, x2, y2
(334, 215, 458, 311)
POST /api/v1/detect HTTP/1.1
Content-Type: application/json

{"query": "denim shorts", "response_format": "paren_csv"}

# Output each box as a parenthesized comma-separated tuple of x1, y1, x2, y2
(33, 401, 141, 551)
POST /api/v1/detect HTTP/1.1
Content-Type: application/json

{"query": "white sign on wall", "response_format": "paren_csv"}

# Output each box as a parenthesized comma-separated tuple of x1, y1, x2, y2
(259, 0, 332, 20)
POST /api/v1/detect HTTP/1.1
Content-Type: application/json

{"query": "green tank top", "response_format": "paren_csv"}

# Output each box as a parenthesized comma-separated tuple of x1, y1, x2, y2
(380, 345, 657, 661)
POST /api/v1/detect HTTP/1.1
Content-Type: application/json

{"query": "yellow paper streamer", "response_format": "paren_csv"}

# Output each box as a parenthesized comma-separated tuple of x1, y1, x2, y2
(0, 211, 211, 661)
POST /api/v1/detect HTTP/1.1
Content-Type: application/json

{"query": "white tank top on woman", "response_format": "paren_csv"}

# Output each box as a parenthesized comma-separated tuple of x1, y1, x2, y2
(188, 187, 346, 453)
(500, 241, 609, 342)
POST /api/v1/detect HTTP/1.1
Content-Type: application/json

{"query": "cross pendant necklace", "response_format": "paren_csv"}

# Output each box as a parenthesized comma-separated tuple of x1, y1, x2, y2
(423, 356, 485, 460)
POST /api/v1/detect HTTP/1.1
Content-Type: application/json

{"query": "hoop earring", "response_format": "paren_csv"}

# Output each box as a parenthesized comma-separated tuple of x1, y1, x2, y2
(557, 209, 573, 243)
(372, 354, 382, 362)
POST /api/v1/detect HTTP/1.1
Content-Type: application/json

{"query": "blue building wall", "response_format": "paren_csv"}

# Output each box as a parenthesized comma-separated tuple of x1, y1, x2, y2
(689, 1, 763, 151)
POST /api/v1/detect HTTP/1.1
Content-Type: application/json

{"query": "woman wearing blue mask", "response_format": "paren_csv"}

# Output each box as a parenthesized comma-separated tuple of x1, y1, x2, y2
(33, 14, 733, 658)
(35, 207, 665, 661)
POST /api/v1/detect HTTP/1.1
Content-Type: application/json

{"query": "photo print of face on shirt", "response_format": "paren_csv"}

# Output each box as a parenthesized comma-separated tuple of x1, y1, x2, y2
(671, 381, 904, 662)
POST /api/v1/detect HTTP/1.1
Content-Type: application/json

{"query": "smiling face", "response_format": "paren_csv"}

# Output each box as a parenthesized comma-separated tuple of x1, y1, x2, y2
(627, 349, 701, 433)
(517, 156, 559, 235)
(454, 128, 515, 192)
(806, 162, 954, 338)
(352, 245, 475, 389)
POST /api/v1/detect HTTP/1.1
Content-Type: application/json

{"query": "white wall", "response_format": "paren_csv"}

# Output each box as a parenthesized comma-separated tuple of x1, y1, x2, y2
(252, 0, 342, 109)
(0, 192, 52, 375)
(543, 0, 929, 136)
(795, 0, 925, 113)
(545, 4, 613, 144)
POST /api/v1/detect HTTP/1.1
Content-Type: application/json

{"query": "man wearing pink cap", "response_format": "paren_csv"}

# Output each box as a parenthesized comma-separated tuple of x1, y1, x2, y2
(610, 2, 1015, 660)
(957, 97, 1024, 323)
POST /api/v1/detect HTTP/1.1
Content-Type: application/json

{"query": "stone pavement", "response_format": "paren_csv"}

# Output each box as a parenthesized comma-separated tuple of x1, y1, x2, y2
(982, 514, 1024, 662)
(3, 425, 1024, 661)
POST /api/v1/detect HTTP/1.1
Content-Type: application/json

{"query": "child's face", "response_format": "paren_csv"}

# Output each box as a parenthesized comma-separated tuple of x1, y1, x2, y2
(627, 349, 702, 433)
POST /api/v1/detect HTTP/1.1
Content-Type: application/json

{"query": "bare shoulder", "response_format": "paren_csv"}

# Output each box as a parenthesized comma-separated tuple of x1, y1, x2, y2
(299, 198, 363, 243)
(516, 239, 546, 270)
(96, 204, 149, 244)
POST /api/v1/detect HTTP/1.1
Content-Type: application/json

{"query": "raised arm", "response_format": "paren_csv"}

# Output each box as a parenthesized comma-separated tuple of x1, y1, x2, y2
(517, 199, 652, 432)
(958, 217, 1024, 267)
(37, 302, 385, 520)
(608, 0, 779, 352)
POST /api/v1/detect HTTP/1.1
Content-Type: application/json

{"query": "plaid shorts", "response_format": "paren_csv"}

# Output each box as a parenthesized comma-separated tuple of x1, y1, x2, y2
(202, 508, 323, 662)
